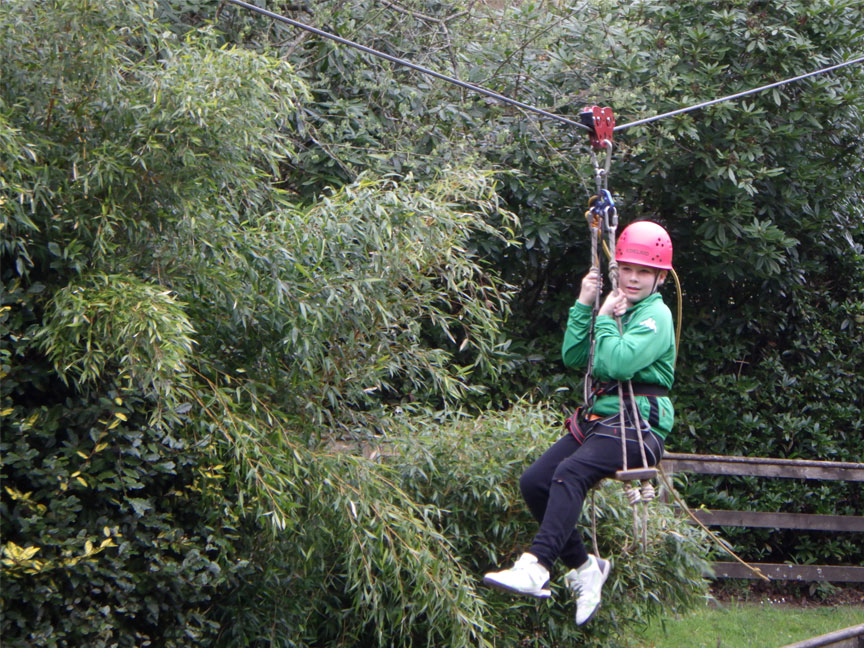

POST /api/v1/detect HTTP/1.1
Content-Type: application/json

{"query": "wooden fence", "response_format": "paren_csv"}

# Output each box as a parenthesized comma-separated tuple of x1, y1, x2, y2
(660, 452, 864, 583)
(780, 623, 864, 648)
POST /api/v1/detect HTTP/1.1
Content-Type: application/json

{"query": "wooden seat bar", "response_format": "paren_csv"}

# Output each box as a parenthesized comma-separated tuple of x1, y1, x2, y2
(614, 468, 657, 481)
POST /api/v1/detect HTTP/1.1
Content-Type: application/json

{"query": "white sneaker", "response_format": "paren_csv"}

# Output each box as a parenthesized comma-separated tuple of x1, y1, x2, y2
(482, 552, 551, 598)
(564, 554, 611, 625)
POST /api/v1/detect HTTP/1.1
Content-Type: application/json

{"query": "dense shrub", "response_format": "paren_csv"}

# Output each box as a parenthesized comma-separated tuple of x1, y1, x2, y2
(1, 1, 513, 645)
(218, 403, 712, 648)
(391, 404, 713, 648)
(0, 373, 244, 647)
(673, 268, 864, 565)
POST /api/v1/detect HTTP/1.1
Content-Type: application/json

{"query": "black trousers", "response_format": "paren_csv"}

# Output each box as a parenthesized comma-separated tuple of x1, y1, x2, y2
(520, 420, 664, 571)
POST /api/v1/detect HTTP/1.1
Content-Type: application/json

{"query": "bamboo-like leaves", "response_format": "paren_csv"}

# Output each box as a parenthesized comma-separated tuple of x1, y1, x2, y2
(38, 274, 195, 398)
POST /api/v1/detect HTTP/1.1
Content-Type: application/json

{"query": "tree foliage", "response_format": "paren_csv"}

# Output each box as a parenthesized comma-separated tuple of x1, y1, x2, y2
(219, 0, 864, 562)
(1, 1, 523, 645)
(2, 0, 862, 645)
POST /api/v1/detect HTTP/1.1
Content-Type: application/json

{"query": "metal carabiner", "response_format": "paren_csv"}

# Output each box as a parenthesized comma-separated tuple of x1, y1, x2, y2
(588, 189, 616, 225)
(600, 189, 618, 233)
(600, 139, 613, 180)
(588, 140, 614, 196)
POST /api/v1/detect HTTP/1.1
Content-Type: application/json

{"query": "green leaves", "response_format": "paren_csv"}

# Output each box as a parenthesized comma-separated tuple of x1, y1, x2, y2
(264, 171, 515, 417)
(3, 0, 862, 645)
(698, 217, 799, 279)
(3, 3, 525, 645)
(1, 1, 309, 283)
(0, 381, 238, 647)
(38, 274, 196, 396)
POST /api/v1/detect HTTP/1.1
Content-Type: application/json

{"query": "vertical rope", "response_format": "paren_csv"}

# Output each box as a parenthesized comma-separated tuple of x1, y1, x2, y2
(586, 143, 612, 558)
(624, 380, 651, 549)
(583, 213, 602, 408)
(606, 199, 643, 548)
(606, 221, 627, 476)
(627, 381, 650, 469)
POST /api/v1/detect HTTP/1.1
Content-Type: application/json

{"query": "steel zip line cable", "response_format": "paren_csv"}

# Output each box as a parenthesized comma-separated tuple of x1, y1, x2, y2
(225, 0, 863, 135)
(614, 54, 864, 131)
(224, 0, 590, 131)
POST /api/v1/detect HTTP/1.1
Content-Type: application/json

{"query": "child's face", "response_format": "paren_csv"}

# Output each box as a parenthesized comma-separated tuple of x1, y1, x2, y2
(619, 263, 666, 304)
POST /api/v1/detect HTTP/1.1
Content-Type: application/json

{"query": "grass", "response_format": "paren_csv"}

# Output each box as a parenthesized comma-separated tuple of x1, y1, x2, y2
(630, 601, 864, 648)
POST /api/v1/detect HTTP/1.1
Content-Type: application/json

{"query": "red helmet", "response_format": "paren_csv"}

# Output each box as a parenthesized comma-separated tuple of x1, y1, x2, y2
(615, 221, 673, 270)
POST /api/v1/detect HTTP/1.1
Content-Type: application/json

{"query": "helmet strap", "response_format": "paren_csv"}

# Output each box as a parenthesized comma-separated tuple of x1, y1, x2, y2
(650, 270, 667, 294)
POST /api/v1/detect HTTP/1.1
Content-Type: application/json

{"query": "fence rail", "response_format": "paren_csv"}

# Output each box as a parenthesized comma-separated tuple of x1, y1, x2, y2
(662, 452, 864, 481)
(660, 452, 864, 583)
(690, 509, 864, 533)
(780, 624, 864, 648)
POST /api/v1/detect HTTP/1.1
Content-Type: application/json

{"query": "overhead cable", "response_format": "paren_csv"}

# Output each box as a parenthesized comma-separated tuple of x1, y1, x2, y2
(614, 54, 864, 131)
(224, 1, 863, 136)
(224, 0, 590, 131)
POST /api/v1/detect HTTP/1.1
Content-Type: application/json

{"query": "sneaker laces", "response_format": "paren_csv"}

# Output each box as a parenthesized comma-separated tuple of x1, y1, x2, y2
(566, 563, 591, 597)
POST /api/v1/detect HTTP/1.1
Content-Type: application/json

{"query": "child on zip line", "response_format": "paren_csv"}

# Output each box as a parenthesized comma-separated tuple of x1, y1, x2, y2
(483, 221, 676, 625)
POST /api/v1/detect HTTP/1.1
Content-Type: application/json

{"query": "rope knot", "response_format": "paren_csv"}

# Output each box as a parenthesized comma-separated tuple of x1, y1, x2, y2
(640, 480, 656, 503)
(624, 483, 642, 505)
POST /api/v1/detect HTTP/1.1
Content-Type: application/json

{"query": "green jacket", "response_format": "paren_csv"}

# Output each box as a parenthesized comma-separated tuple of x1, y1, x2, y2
(562, 293, 675, 439)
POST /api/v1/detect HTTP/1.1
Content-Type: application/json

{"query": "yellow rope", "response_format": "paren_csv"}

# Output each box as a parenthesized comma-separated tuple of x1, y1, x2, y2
(670, 267, 683, 367)
(657, 466, 770, 581)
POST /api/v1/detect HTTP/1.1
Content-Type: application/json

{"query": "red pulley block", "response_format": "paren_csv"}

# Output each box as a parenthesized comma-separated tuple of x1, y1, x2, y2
(580, 106, 615, 150)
